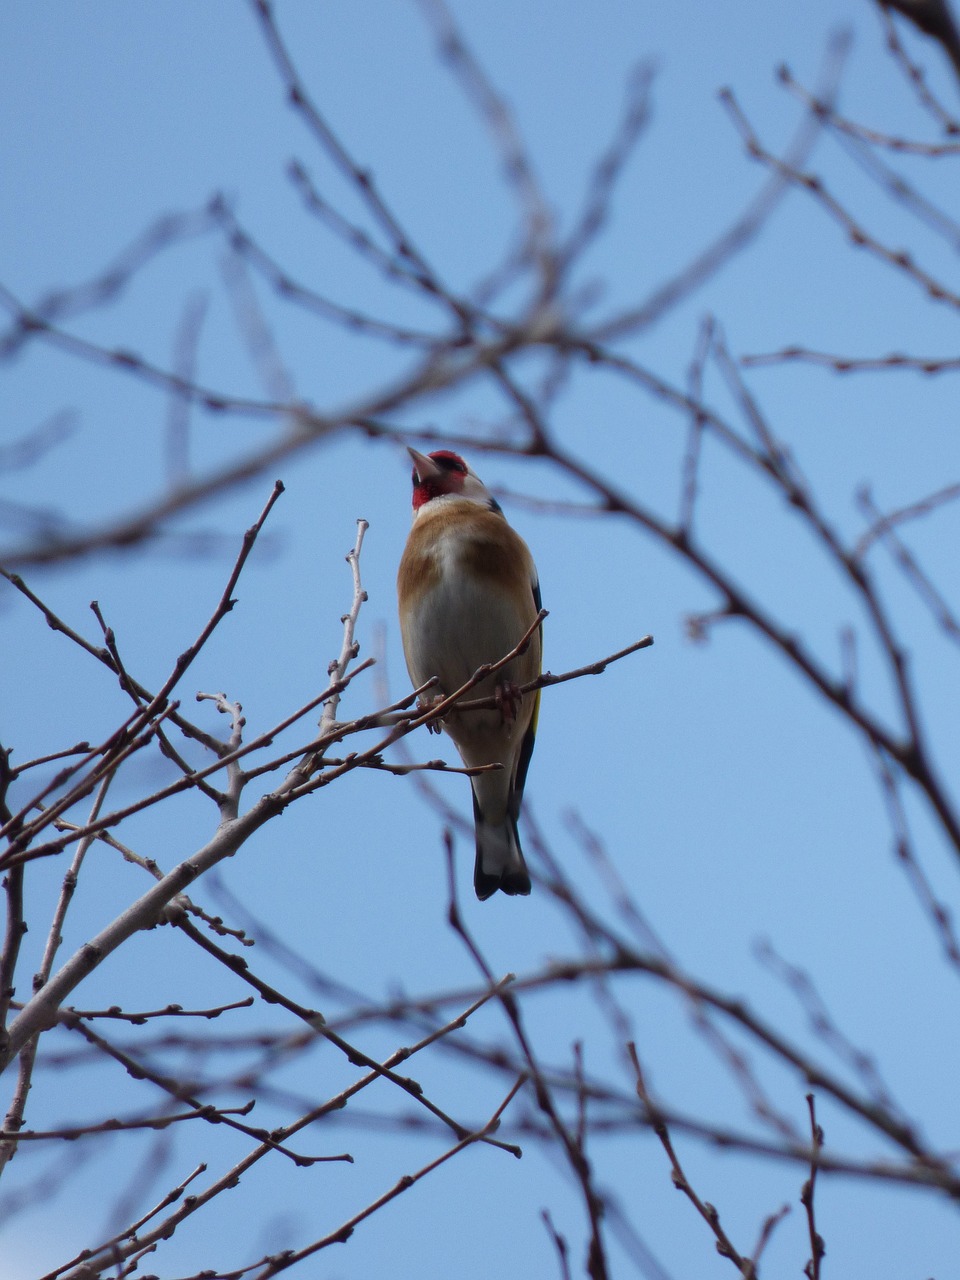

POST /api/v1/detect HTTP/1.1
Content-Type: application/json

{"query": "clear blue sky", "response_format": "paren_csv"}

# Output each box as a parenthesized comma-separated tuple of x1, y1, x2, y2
(3, 2, 960, 1277)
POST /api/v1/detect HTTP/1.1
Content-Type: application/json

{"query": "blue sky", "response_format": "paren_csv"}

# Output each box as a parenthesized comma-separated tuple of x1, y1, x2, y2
(3, 2, 960, 1277)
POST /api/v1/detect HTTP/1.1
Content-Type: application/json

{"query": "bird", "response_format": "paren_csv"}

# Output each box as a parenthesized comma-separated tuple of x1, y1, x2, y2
(397, 447, 542, 900)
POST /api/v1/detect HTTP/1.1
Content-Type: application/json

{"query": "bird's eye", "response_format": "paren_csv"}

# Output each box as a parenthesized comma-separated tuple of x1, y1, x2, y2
(431, 451, 467, 474)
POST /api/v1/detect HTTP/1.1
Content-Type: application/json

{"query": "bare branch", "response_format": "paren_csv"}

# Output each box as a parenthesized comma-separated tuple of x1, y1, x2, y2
(801, 1093, 826, 1280)
(626, 1043, 749, 1274)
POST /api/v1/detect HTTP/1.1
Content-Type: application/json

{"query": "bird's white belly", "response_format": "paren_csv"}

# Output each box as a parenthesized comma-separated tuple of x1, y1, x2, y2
(405, 570, 527, 698)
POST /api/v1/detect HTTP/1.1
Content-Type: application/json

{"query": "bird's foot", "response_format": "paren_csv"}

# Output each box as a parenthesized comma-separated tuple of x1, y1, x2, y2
(417, 691, 446, 734)
(494, 679, 523, 724)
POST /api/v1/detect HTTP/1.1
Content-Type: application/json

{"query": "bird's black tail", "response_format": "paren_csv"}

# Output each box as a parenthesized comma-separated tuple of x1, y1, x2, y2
(472, 792, 531, 900)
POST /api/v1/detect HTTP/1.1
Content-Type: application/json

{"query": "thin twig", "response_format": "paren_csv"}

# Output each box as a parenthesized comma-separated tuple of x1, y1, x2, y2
(626, 1043, 748, 1272)
(801, 1094, 826, 1280)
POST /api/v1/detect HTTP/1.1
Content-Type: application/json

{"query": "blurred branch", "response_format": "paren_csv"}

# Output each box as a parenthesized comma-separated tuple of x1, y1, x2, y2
(591, 33, 849, 344)
(722, 82, 960, 312)
(0, 205, 219, 359)
(741, 345, 960, 373)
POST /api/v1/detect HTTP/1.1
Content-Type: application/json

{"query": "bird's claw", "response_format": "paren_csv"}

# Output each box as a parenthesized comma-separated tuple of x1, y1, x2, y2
(417, 692, 446, 734)
(494, 679, 523, 724)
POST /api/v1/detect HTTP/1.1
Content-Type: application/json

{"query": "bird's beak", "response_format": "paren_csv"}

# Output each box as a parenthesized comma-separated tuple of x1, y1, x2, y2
(407, 447, 442, 483)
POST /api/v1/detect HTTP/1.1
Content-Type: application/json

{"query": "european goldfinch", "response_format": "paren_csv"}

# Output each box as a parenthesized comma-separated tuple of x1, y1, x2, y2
(397, 448, 542, 899)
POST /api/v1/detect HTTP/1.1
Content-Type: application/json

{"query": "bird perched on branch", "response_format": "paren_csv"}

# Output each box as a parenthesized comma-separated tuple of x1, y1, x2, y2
(398, 448, 542, 900)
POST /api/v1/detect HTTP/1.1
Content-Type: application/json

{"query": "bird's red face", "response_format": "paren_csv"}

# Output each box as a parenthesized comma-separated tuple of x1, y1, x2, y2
(409, 449, 469, 510)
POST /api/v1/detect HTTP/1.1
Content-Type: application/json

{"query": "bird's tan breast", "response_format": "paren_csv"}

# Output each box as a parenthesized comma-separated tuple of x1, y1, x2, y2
(398, 502, 536, 611)
(397, 500, 540, 694)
